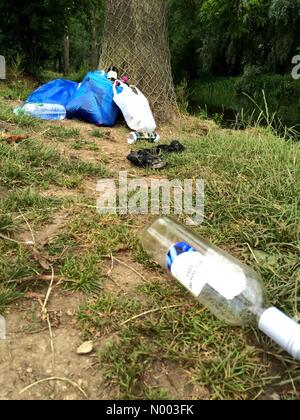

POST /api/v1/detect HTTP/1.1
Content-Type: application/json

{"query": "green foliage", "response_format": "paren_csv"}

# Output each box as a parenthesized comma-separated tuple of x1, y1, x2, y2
(236, 72, 300, 99)
(1, 0, 298, 81)
(192, 71, 300, 102)
(168, 0, 300, 80)
(0, 1, 76, 72)
(175, 79, 190, 114)
(0, 0, 104, 74)
(190, 74, 300, 136)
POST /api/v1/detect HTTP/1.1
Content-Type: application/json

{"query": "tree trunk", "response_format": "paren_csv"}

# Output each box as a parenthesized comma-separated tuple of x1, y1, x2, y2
(99, 0, 177, 122)
(90, 9, 99, 69)
(63, 31, 70, 75)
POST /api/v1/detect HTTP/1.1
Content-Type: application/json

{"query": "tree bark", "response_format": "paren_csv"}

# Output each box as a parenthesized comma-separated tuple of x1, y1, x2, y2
(100, 0, 177, 122)
(63, 31, 70, 75)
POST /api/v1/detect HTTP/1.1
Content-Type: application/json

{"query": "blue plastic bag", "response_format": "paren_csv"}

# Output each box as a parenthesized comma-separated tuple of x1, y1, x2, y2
(66, 71, 121, 126)
(27, 79, 78, 107)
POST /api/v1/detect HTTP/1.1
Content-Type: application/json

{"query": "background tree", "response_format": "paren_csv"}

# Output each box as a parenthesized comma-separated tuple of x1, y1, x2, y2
(0, 0, 299, 86)
(99, 0, 177, 121)
(0, 0, 78, 73)
(0, 0, 103, 75)
(167, 0, 300, 79)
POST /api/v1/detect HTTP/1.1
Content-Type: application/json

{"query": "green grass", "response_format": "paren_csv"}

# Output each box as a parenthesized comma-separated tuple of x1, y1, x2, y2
(44, 211, 135, 297)
(189, 76, 300, 137)
(0, 188, 63, 237)
(76, 125, 300, 399)
(72, 139, 99, 151)
(78, 279, 272, 399)
(65, 211, 134, 256)
(0, 80, 32, 101)
(90, 129, 110, 140)
(45, 126, 80, 141)
(0, 83, 111, 311)
(0, 98, 41, 128)
(2, 188, 58, 212)
(60, 252, 104, 293)
(0, 239, 44, 314)
(0, 137, 108, 190)
(160, 129, 300, 309)
(0, 214, 15, 234)
(78, 293, 143, 336)
(191, 74, 300, 103)
(0, 285, 22, 313)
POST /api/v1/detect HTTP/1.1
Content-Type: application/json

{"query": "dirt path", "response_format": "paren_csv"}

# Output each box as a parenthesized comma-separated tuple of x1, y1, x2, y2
(0, 290, 109, 400)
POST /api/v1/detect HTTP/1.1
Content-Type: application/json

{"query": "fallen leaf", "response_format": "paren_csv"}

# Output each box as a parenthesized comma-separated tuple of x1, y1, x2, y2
(0, 133, 30, 144)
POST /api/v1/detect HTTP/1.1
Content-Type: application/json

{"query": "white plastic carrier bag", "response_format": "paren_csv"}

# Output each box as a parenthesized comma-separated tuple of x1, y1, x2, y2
(113, 81, 156, 132)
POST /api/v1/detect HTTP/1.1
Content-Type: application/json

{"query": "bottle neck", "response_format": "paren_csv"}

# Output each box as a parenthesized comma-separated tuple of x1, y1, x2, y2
(250, 305, 267, 320)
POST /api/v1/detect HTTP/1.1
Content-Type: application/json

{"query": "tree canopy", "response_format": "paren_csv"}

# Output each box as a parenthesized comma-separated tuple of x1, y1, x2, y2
(168, 0, 300, 83)
(0, 0, 299, 81)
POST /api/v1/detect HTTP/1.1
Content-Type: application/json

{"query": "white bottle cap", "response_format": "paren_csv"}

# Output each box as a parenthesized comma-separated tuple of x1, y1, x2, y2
(108, 70, 118, 80)
(259, 307, 300, 361)
(128, 132, 137, 145)
(153, 133, 160, 143)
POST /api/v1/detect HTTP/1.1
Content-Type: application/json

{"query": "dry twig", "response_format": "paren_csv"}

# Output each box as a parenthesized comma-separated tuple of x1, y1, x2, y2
(105, 255, 147, 282)
(19, 377, 88, 399)
(120, 304, 184, 326)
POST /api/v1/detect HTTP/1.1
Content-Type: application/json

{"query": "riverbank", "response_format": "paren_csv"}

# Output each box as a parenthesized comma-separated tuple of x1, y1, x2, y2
(189, 75, 300, 137)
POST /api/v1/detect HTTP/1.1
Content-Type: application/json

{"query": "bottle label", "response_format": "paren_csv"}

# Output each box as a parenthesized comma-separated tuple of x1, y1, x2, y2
(167, 242, 246, 300)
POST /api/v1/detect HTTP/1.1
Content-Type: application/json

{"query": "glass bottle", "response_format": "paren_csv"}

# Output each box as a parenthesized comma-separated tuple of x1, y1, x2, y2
(140, 216, 300, 361)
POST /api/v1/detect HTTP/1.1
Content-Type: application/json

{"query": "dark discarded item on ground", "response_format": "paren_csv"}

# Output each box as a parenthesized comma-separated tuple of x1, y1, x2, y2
(127, 149, 166, 170)
(127, 140, 185, 169)
(154, 140, 185, 154)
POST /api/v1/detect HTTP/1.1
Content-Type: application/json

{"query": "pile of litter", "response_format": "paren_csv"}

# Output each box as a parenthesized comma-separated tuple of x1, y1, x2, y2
(14, 69, 158, 136)
(14, 71, 121, 127)
(13, 68, 186, 170)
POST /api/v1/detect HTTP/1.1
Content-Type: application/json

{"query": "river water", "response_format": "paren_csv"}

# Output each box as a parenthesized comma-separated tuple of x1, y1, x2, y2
(189, 90, 300, 139)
